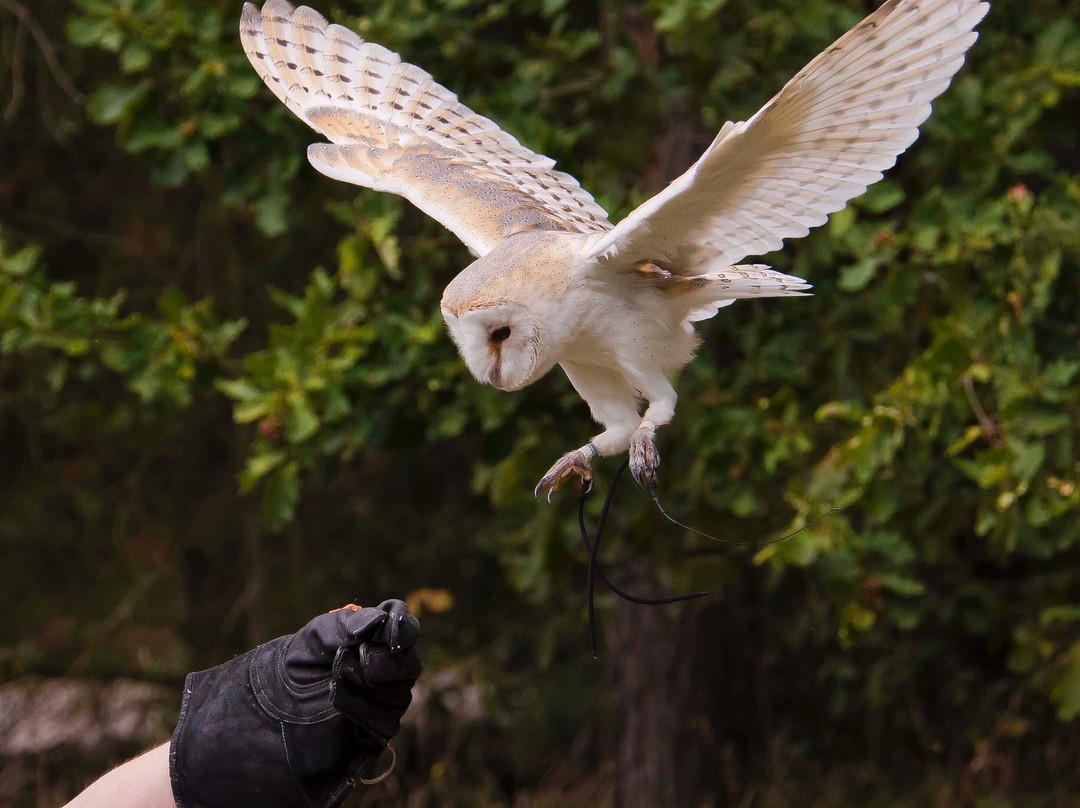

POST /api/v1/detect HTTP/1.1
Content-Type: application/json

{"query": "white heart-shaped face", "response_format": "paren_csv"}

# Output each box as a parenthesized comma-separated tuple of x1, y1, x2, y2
(441, 302, 543, 391)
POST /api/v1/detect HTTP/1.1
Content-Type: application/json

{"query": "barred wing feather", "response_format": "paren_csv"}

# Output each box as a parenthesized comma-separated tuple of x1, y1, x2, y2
(583, 0, 989, 274)
(241, 0, 611, 257)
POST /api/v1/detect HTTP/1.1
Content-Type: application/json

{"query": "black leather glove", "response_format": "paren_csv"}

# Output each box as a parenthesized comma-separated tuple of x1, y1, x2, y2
(170, 600, 421, 808)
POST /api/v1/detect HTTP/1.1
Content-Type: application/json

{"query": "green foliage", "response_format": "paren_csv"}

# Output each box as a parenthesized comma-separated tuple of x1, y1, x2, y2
(1, 230, 245, 409)
(2, 0, 1079, 804)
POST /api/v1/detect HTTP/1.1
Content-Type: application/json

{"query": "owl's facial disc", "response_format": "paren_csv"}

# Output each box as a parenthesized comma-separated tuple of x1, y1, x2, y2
(441, 302, 542, 391)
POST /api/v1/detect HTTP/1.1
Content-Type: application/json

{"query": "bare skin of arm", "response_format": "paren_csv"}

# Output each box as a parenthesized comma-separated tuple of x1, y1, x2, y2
(63, 742, 175, 808)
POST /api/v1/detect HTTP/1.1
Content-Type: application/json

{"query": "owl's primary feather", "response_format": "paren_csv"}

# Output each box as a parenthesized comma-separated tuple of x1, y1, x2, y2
(240, 0, 987, 497)
(240, 0, 610, 257)
(583, 0, 989, 273)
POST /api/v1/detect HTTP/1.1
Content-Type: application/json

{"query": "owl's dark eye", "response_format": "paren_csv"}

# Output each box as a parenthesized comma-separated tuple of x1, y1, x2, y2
(490, 326, 512, 343)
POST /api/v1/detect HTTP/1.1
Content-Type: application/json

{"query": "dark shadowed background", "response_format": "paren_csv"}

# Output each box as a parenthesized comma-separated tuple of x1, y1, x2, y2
(1, 0, 1078, 805)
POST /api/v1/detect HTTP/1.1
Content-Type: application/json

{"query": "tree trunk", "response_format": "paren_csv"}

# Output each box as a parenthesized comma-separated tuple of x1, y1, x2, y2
(609, 565, 768, 808)
(609, 572, 682, 808)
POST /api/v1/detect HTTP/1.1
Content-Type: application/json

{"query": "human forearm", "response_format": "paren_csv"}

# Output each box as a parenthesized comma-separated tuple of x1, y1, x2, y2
(63, 743, 175, 808)
(61, 601, 419, 808)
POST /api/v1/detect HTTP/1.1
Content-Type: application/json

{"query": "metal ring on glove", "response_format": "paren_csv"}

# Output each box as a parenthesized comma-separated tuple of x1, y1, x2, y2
(359, 744, 396, 785)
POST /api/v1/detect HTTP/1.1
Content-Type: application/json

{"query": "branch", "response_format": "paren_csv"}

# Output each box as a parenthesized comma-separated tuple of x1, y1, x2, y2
(963, 373, 1004, 446)
(3, 12, 27, 121)
(0, 0, 84, 110)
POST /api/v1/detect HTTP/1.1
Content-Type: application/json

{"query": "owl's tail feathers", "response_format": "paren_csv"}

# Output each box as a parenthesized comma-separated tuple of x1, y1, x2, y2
(671, 264, 812, 323)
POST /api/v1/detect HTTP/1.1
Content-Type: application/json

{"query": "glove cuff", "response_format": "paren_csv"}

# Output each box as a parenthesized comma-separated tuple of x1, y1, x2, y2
(169, 641, 383, 808)
(168, 671, 195, 808)
(169, 647, 311, 808)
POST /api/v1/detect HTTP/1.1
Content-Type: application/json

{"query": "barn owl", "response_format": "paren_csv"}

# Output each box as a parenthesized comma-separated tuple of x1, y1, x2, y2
(241, 0, 988, 499)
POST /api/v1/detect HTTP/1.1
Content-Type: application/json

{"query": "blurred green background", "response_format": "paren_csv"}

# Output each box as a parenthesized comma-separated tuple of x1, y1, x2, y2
(1, 0, 1078, 805)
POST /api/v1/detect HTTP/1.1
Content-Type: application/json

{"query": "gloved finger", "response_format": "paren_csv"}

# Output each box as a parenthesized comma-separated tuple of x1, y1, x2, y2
(305, 607, 387, 648)
(331, 688, 409, 741)
(374, 599, 420, 652)
(341, 676, 414, 712)
(342, 606, 393, 642)
(334, 645, 421, 691)
(367, 679, 416, 712)
(361, 643, 422, 685)
(285, 608, 389, 683)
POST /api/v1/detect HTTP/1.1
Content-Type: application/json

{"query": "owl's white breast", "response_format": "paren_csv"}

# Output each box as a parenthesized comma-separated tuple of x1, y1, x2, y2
(558, 268, 701, 381)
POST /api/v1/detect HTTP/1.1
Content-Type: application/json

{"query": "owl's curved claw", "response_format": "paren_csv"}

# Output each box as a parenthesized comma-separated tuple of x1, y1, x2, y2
(629, 427, 660, 491)
(535, 449, 594, 502)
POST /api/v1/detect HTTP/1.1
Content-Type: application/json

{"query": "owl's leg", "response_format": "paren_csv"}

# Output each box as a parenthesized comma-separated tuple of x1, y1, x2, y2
(534, 362, 641, 501)
(628, 377, 677, 491)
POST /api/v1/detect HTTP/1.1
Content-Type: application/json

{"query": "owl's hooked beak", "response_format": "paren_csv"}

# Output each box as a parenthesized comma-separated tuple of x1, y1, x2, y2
(486, 338, 505, 389)
(487, 337, 531, 391)
(487, 361, 534, 392)
(486, 355, 528, 391)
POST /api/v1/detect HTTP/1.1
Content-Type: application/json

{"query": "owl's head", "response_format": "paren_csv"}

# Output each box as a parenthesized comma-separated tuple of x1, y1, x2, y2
(441, 302, 544, 391)
(439, 231, 582, 390)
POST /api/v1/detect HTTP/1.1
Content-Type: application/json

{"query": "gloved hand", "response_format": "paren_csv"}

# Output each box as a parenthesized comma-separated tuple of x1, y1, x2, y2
(170, 600, 421, 808)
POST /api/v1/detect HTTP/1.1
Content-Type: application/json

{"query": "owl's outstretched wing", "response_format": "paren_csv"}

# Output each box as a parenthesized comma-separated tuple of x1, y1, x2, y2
(241, 1, 611, 257)
(582, 0, 989, 274)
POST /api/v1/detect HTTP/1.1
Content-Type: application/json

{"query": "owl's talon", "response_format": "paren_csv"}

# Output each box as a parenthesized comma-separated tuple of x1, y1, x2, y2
(535, 449, 594, 502)
(629, 427, 660, 491)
